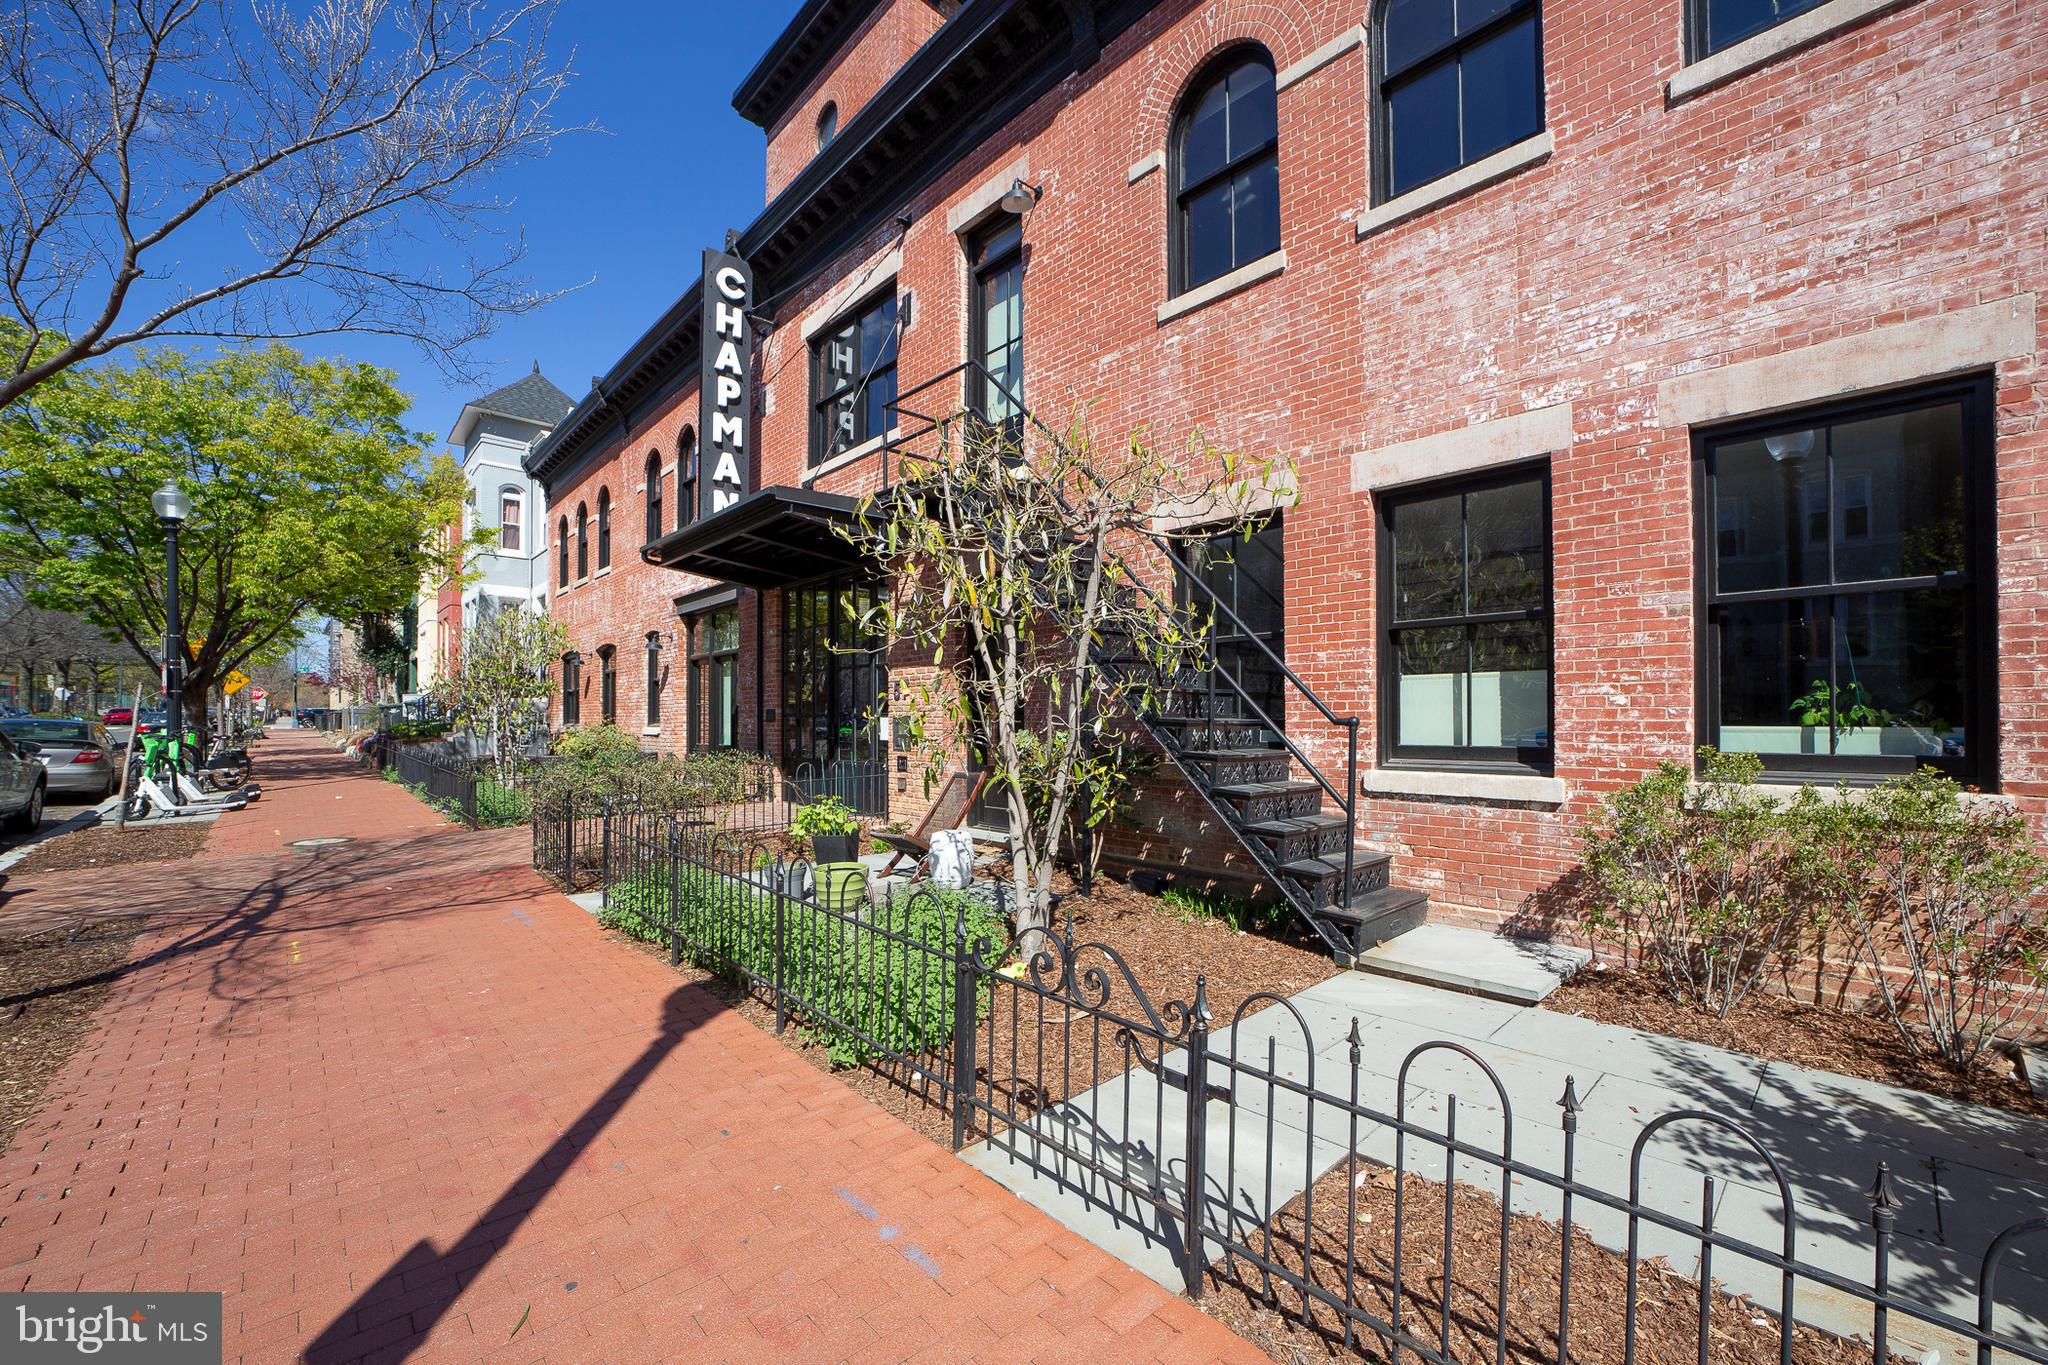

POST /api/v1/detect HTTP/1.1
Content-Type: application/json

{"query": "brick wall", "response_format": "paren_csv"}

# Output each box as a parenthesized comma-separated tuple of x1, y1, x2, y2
(762, 0, 949, 203)
(550, 0, 2048, 942)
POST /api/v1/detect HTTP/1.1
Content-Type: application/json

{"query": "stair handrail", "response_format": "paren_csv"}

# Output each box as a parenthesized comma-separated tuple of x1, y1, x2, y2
(877, 362, 1363, 941)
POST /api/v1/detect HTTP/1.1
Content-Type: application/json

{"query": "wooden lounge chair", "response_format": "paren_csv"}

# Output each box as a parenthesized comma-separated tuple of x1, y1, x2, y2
(873, 769, 988, 877)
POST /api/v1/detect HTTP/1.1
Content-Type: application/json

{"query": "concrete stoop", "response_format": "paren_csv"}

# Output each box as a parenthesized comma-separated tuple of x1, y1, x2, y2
(1352, 922, 1590, 1004)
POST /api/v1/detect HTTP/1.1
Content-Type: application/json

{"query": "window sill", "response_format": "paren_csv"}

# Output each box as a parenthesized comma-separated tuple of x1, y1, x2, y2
(1355, 132, 1552, 239)
(1666, 0, 1915, 104)
(1156, 250, 1287, 325)
(592, 566, 612, 580)
(641, 725, 662, 738)
(1724, 777, 2011, 811)
(803, 427, 902, 484)
(1360, 768, 1566, 805)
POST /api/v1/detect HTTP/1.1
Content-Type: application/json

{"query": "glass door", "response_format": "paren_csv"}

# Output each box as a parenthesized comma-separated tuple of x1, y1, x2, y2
(1175, 516, 1287, 735)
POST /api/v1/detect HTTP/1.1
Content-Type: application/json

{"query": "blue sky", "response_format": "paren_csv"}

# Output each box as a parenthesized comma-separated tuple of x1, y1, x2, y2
(307, 3, 801, 441)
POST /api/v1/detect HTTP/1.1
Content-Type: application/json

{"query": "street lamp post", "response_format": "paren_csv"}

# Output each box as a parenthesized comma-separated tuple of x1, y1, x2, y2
(153, 482, 192, 770)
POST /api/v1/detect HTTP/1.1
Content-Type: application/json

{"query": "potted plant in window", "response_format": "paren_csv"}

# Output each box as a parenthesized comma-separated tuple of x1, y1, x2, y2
(792, 795, 862, 865)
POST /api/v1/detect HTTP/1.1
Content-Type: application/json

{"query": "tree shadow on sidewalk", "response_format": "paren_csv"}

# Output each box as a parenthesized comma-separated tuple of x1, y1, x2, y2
(300, 984, 718, 1364)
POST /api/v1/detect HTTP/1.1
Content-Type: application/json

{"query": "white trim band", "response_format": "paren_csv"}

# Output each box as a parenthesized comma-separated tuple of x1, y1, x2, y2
(1656, 294, 2036, 428)
(801, 251, 902, 341)
(1666, 0, 1917, 103)
(801, 427, 902, 484)
(1356, 132, 1552, 238)
(946, 154, 1033, 233)
(1127, 151, 1163, 185)
(1276, 25, 1364, 92)
(1352, 402, 1574, 492)
(1156, 249, 1287, 325)
(1361, 769, 1568, 805)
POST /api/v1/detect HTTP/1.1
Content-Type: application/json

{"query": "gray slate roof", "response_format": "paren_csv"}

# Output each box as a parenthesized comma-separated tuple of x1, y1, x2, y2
(470, 365, 574, 426)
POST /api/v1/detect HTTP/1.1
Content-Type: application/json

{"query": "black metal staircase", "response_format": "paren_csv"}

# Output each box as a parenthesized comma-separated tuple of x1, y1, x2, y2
(876, 363, 1430, 964)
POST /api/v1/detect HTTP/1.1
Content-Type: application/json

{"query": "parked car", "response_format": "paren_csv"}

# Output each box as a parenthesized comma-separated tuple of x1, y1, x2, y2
(103, 706, 133, 726)
(0, 728, 46, 831)
(2, 718, 116, 799)
(133, 710, 169, 738)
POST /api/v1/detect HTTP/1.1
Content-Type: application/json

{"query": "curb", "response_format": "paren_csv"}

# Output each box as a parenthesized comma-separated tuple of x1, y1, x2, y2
(0, 793, 121, 872)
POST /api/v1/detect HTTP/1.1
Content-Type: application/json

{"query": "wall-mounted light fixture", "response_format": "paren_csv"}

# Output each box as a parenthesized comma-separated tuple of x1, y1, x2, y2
(999, 177, 1043, 215)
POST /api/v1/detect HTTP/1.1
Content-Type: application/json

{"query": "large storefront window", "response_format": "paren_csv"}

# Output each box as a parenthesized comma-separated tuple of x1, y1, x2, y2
(1379, 467, 1552, 770)
(688, 608, 740, 749)
(782, 578, 886, 787)
(1174, 517, 1286, 735)
(1698, 381, 1988, 782)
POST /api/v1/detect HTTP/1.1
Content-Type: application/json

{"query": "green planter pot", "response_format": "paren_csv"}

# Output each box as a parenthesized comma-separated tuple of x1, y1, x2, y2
(815, 862, 869, 912)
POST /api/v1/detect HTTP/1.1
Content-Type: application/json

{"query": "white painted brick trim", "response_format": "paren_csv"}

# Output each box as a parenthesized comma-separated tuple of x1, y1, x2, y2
(1351, 402, 1575, 492)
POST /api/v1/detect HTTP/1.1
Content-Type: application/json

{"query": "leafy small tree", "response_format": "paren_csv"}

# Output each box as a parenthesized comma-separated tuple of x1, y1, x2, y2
(1580, 748, 1823, 1018)
(843, 415, 1288, 942)
(0, 343, 472, 735)
(430, 606, 566, 782)
(1839, 770, 2048, 1071)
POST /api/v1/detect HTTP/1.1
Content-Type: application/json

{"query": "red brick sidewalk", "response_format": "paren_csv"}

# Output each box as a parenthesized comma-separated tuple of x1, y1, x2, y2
(0, 732, 1258, 1363)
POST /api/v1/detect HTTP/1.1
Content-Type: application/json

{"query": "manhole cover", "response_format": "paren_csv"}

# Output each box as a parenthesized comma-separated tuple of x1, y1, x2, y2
(287, 837, 353, 848)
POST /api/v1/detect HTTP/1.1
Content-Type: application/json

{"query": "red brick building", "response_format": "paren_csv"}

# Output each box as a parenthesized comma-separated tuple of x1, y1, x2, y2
(527, 0, 2048, 955)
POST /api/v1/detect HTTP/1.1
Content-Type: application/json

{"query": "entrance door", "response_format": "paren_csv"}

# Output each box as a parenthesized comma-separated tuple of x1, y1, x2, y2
(1176, 516, 1286, 735)
(781, 578, 888, 814)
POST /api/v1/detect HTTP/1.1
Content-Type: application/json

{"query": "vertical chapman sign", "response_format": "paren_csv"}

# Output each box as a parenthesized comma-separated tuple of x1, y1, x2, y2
(699, 247, 754, 519)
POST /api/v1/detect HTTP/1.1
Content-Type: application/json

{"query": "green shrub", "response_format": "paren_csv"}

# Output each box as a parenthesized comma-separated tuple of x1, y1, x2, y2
(1834, 770, 2048, 1071)
(791, 795, 860, 839)
(388, 718, 450, 740)
(539, 724, 776, 811)
(601, 858, 1007, 1068)
(1580, 748, 1825, 1019)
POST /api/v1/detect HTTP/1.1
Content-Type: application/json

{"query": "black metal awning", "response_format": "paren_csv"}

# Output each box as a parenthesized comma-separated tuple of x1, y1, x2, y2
(640, 486, 864, 589)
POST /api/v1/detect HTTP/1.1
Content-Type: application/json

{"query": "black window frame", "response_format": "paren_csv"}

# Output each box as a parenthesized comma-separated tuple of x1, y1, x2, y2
(1692, 375, 1995, 787)
(596, 488, 611, 570)
(677, 426, 699, 531)
(1171, 515, 1288, 738)
(644, 451, 663, 544)
(816, 101, 838, 151)
(1687, 0, 1828, 62)
(809, 291, 899, 467)
(561, 651, 581, 725)
(688, 607, 741, 750)
(967, 215, 1025, 431)
(1169, 46, 1281, 297)
(1375, 461, 1554, 774)
(1370, 0, 1546, 205)
(597, 644, 616, 726)
(557, 516, 569, 588)
(575, 503, 588, 579)
(644, 631, 663, 728)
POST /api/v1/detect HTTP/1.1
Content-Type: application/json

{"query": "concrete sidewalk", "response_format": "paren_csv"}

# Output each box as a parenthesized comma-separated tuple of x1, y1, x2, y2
(0, 732, 1258, 1364)
(969, 970, 2048, 1362)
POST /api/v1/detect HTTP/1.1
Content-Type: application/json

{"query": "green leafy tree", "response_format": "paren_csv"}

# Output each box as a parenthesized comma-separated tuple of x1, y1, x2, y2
(843, 413, 1289, 942)
(0, 343, 471, 735)
(430, 605, 567, 782)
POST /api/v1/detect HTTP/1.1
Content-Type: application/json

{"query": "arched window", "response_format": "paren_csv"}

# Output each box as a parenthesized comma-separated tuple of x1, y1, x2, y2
(498, 486, 524, 553)
(645, 451, 663, 544)
(645, 632, 662, 727)
(557, 516, 569, 587)
(575, 502, 588, 579)
(561, 651, 581, 725)
(816, 101, 838, 151)
(597, 644, 617, 725)
(596, 488, 611, 569)
(1171, 49, 1279, 296)
(677, 426, 699, 530)
(1373, 0, 1544, 202)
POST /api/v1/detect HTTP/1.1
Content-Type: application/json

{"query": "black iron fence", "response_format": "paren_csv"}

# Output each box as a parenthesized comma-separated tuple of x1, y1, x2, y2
(532, 809, 2048, 1365)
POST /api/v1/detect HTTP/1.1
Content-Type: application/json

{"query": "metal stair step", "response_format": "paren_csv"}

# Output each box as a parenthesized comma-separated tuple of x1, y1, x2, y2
(1276, 849, 1392, 883)
(1239, 813, 1347, 839)
(1211, 779, 1320, 801)
(1318, 885, 1429, 926)
(1175, 745, 1288, 761)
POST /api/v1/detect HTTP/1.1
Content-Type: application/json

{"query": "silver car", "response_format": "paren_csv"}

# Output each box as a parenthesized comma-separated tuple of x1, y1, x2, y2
(2, 718, 116, 799)
(0, 727, 45, 829)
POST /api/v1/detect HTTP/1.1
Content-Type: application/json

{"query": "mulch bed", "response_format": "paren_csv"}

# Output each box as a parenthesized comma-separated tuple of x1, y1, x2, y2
(1199, 1156, 1902, 1364)
(1546, 967, 2048, 1121)
(0, 915, 149, 1150)
(5, 821, 214, 878)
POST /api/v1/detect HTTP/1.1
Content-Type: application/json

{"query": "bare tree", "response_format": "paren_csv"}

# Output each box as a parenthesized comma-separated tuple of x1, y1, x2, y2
(0, 575, 123, 709)
(0, 0, 582, 409)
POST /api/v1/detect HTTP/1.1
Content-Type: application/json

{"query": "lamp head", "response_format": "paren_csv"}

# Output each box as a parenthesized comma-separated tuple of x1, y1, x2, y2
(152, 482, 192, 524)
(999, 177, 1043, 216)
(1764, 430, 1815, 463)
